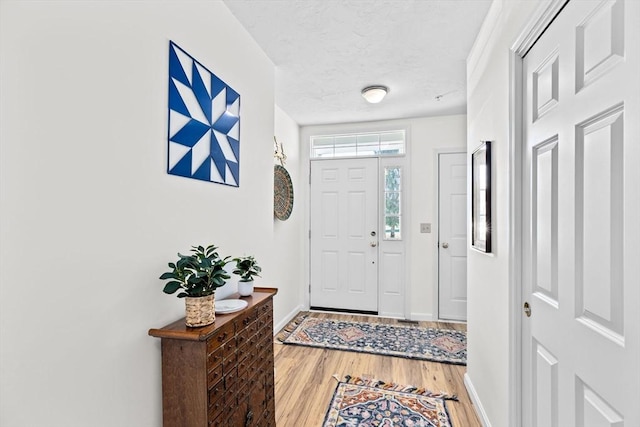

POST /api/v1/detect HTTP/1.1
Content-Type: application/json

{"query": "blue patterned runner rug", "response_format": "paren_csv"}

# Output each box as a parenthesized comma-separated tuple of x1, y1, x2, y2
(278, 314, 467, 365)
(323, 375, 457, 427)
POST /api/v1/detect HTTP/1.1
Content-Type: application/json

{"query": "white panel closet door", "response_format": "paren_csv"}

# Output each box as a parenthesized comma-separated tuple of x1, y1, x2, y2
(522, 1, 639, 426)
(438, 152, 468, 321)
(310, 158, 378, 312)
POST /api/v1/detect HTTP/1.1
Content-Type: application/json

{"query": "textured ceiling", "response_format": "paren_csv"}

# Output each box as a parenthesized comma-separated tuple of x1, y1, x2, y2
(223, 0, 492, 126)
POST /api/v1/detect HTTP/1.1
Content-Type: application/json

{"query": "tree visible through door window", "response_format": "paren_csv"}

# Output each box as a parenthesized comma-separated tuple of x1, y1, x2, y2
(384, 166, 402, 240)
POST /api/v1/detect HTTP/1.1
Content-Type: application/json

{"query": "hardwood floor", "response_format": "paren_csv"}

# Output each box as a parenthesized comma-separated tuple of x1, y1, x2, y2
(273, 312, 481, 426)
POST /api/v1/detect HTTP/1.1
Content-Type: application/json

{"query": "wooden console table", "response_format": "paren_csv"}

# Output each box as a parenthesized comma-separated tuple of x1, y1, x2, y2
(149, 287, 278, 426)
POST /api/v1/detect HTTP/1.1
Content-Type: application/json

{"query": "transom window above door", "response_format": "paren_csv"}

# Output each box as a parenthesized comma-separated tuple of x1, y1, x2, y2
(311, 130, 405, 158)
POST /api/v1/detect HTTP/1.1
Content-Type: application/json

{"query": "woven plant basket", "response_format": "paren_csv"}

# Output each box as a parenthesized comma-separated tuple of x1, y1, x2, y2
(184, 294, 215, 327)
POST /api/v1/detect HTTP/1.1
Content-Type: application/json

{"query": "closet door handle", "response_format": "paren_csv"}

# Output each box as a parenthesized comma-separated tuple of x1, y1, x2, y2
(442, 242, 449, 249)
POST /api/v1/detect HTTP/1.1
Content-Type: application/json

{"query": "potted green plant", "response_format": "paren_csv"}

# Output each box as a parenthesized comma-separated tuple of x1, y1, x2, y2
(232, 255, 261, 296)
(159, 244, 230, 327)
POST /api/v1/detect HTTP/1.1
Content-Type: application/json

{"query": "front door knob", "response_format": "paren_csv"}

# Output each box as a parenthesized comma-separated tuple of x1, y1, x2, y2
(370, 241, 378, 247)
(442, 242, 449, 249)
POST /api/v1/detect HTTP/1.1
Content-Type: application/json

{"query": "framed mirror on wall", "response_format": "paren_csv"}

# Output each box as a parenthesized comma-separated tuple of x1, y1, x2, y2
(472, 141, 491, 253)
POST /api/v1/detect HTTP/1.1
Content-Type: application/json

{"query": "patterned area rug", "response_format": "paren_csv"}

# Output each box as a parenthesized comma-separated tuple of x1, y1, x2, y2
(278, 314, 467, 365)
(323, 376, 456, 427)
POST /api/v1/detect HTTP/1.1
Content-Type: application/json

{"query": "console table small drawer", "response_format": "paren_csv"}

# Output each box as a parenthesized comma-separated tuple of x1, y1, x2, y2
(225, 381, 240, 406)
(207, 321, 234, 353)
(207, 363, 224, 388)
(208, 396, 235, 425)
(208, 381, 225, 409)
(236, 327, 250, 348)
(209, 406, 226, 426)
(223, 351, 238, 373)
(224, 366, 238, 389)
(238, 353, 258, 380)
(239, 343, 257, 368)
(258, 299, 273, 317)
(260, 334, 273, 353)
(239, 358, 258, 383)
(236, 340, 251, 363)
(245, 319, 259, 337)
(236, 306, 258, 330)
(223, 337, 237, 359)
(255, 333, 272, 355)
(207, 345, 224, 370)
(257, 313, 272, 331)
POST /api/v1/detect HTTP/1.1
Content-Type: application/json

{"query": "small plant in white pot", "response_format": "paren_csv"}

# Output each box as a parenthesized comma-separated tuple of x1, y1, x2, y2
(159, 245, 230, 327)
(232, 255, 261, 297)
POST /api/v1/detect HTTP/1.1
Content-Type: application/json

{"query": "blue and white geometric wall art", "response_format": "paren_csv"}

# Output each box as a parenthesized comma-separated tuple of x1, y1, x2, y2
(167, 41, 240, 186)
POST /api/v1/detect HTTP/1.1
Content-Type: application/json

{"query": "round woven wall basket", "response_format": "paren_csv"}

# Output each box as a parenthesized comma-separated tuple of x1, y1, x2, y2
(274, 165, 294, 220)
(184, 294, 215, 327)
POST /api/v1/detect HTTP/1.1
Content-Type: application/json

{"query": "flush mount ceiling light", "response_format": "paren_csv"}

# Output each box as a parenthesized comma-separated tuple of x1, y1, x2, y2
(361, 85, 388, 103)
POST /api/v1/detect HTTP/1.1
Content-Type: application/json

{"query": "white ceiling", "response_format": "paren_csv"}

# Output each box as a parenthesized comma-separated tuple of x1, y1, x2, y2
(223, 0, 492, 126)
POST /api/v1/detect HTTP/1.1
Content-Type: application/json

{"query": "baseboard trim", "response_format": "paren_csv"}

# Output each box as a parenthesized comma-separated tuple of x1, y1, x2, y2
(409, 313, 434, 321)
(274, 304, 304, 335)
(464, 373, 492, 427)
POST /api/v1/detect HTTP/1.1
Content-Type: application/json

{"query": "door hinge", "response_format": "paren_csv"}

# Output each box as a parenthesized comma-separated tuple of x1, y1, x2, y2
(309, 171, 311, 185)
(309, 283, 311, 293)
(309, 229, 311, 239)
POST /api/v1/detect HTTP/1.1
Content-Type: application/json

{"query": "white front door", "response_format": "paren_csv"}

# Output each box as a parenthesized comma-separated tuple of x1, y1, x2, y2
(310, 158, 379, 312)
(438, 152, 467, 321)
(522, 1, 639, 426)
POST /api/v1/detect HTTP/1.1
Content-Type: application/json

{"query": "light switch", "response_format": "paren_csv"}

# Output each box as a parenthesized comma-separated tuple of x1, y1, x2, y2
(420, 223, 431, 233)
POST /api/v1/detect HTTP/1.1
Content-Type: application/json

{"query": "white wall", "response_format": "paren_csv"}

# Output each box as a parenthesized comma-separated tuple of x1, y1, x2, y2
(300, 115, 467, 320)
(465, 1, 544, 426)
(0, 1, 299, 426)
(272, 105, 304, 328)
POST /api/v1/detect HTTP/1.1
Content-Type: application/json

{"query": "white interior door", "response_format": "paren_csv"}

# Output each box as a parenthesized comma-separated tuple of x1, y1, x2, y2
(310, 158, 378, 312)
(522, 1, 639, 426)
(438, 152, 467, 321)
